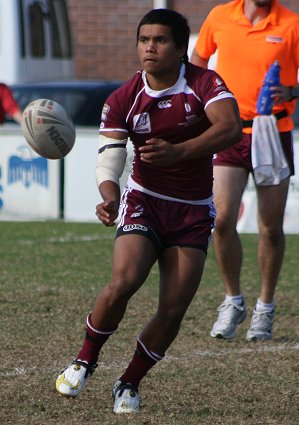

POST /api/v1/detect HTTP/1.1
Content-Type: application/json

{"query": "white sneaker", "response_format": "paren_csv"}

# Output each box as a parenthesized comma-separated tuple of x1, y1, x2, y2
(56, 360, 97, 397)
(211, 300, 247, 339)
(246, 308, 274, 341)
(112, 379, 140, 413)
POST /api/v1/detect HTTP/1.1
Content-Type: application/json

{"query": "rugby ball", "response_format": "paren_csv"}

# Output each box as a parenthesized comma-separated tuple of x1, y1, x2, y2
(21, 99, 76, 159)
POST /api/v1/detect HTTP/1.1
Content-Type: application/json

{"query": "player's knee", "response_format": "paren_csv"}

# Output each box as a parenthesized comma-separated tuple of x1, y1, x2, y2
(259, 223, 284, 243)
(158, 302, 187, 325)
(102, 278, 136, 307)
(215, 214, 235, 234)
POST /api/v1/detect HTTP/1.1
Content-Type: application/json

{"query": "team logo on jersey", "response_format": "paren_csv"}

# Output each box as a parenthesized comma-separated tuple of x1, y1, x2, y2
(213, 76, 224, 86)
(266, 35, 283, 44)
(101, 104, 110, 122)
(158, 100, 172, 109)
(184, 103, 191, 113)
(133, 113, 151, 133)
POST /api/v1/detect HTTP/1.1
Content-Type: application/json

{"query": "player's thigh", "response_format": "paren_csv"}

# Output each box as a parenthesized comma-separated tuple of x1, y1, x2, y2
(158, 246, 206, 309)
(256, 177, 290, 228)
(213, 165, 249, 221)
(111, 233, 157, 292)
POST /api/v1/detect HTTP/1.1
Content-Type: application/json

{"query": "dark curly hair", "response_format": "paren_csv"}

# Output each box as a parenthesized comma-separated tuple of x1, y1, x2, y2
(136, 9, 190, 63)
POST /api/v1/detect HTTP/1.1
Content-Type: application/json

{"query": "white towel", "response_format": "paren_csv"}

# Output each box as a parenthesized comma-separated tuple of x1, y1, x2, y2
(251, 115, 290, 186)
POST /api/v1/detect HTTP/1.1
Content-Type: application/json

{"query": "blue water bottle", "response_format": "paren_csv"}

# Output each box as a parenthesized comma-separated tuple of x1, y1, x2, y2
(256, 60, 280, 115)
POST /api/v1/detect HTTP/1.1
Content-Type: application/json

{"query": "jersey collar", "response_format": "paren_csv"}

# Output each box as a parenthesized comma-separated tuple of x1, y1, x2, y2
(142, 63, 186, 97)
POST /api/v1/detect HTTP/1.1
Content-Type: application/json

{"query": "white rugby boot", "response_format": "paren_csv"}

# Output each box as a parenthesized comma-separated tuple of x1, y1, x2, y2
(112, 379, 140, 413)
(56, 360, 97, 397)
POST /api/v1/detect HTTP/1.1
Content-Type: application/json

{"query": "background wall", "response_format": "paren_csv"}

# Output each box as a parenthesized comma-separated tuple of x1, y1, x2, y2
(67, 0, 299, 81)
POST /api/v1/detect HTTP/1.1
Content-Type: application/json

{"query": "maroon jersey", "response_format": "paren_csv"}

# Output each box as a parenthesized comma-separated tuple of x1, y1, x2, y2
(100, 62, 234, 201)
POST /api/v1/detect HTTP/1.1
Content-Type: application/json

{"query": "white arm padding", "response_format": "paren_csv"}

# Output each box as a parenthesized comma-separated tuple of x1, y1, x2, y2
(95, 135, 127, 187)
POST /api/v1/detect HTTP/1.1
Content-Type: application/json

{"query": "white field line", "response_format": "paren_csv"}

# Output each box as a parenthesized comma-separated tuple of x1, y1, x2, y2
(18, 233, 114, 245)
(2, 343, 299, 377)
(165, 342, 299, 362)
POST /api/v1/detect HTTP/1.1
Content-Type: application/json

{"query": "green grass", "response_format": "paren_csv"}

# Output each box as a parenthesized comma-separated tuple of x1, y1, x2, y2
(0, 222, 298, 424)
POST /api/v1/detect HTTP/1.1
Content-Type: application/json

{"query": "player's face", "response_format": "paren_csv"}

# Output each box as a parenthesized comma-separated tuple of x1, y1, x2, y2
(137, 24, 185, 88)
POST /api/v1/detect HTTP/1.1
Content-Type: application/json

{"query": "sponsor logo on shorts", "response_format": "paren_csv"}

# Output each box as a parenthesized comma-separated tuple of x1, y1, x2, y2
(123, 224, 148, 232)
(131, 204, 144, 218)
(158, 100, 172, 109)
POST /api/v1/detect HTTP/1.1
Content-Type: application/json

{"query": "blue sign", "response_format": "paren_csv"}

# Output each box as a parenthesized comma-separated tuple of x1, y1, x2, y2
(7, 154, 48, 188)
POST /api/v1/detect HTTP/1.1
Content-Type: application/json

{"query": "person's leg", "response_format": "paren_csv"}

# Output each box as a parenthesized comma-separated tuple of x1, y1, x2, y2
(112, 246, 206, 413)
(246, 177, 289, 341)
(116, 246, 206, 389)
(211, 165, 249, 339)
(256, 178, 289, 302)
(90, 234, 157, 329)
(213, 166, 249, 294)
(56, 234, 157, 397)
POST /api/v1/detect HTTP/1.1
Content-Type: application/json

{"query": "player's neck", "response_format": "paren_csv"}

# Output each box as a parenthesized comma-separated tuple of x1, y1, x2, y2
(145, 68, 181, 91)
(244, 0, 271, 25)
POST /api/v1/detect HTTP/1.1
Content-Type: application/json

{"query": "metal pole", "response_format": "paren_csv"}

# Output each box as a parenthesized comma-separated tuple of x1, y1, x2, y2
(153, 0, 171, 9)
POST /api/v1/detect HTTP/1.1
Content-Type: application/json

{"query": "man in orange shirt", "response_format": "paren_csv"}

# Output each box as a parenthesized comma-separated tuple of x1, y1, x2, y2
(191, 0, 299, 341)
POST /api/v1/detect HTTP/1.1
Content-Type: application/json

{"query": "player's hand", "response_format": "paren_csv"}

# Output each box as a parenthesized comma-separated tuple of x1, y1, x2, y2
(271, 85, 292, 104)
(95, 200, 119, 226)
(139, 138, 180, 166)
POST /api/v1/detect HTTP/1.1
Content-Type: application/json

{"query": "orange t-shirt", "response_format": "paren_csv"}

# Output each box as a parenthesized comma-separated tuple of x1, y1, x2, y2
(194, 0, 299, 133)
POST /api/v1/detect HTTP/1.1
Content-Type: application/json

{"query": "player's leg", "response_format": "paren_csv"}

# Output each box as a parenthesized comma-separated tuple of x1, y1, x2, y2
(112, 246, 206, 413)
(140, 245, 206, 352)
(246, 177, 289, 341)
(90, 233, 157, 330)
(56, 233, 157, 398)
(211, 165, 249, 339)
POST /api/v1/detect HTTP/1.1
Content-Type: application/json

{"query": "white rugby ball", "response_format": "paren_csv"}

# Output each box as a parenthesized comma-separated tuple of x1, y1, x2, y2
(21, 99, 76, 159)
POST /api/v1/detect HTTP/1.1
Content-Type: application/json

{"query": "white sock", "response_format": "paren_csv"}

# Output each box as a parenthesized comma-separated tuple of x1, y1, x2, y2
(256, 299, 274, 312)
(225, 294, 244, 305)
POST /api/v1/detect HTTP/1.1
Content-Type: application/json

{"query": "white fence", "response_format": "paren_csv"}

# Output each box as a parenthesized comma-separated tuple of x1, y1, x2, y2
(1, 126, 299, 234)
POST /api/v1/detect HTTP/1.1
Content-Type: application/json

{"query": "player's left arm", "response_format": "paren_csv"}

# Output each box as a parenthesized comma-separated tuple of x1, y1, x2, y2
(139, 98, 242, 166)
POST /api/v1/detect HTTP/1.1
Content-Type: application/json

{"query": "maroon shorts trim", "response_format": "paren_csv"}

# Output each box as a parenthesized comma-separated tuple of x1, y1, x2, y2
(213, 131, 294, 175)
(116, 188, 216, 254)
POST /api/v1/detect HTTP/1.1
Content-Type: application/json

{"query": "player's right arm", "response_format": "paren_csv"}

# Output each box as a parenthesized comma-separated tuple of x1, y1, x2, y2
(95, 130, 127, 226)
(190, 6, 217, 70)
(190, 50, 208, 69)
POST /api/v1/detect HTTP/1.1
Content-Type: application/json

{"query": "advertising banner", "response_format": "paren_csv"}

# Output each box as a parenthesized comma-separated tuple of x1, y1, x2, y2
(0, 128, 60, 220)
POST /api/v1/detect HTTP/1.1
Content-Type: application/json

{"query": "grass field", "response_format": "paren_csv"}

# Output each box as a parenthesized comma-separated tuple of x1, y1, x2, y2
(1, 221, 298, 425)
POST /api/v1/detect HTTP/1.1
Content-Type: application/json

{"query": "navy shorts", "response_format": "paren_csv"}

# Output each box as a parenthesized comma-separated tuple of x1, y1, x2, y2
(213, 131, 294, 175)
(116, 187, 216, 254)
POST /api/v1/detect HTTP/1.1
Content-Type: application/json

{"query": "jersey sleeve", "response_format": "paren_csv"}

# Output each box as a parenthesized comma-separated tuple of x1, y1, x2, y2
(99, 88, 129, 134)
(196, 69, 235, 108)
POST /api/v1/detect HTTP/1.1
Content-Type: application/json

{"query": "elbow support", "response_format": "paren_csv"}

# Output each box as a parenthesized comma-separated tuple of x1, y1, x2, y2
(95, 135, 127, 187)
